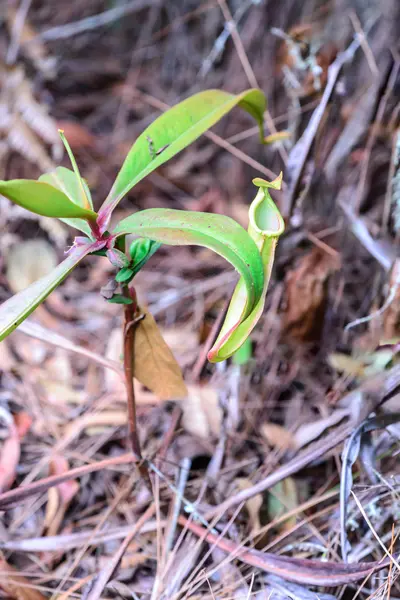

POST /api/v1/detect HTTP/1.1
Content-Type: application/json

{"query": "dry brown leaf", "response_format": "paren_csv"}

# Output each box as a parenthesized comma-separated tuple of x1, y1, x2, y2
(44, 456, 79, 536)
(14, 412, 32, 439)
(0, 557, 46, 600)
(0, 411, 31, 494)
(0, 419, 19, 493)
(105, 328, 125, 395)
(6, 7, 56, 79)
(133, 309, 188, 400)
(105, 328, 167, 404)
(329, 353, 367, 377)
(383, 260, 400, 339)
(236, 478, 263, 533)
(6, 239, 58, 293)
(261, 422, 296, 452)
(181, 385, 221, 439)
(293, 408, 349, 449)
(0, 62, 61, 170)
(64, 410, 127, 439)
(38, 378, 85, 405)
(283, 248, 340, 341)
(161, 326, 199, 368)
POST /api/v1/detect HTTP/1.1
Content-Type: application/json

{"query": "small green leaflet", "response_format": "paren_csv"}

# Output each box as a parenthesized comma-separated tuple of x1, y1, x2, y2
(0, 180, 97, 221)
(39, 166, 94, 235)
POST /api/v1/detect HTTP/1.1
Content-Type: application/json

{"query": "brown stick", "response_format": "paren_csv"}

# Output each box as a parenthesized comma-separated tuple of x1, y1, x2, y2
(179, 516, 393, 587)
(0, 453, 135, 509)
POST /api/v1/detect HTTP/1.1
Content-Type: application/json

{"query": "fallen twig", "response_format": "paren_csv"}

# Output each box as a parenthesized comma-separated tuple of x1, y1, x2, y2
(179, 515, 393, 587)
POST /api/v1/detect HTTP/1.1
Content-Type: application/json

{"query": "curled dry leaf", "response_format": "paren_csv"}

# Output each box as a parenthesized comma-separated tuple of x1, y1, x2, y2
(133, 309, 188, 400)
(235, 478, 263, 534)
(181, 385, 221, 439)
(0, 62, 61, 170)
(44, 455, 79, 537)
(6, 239, 58, 293)
(0, 420, 19, 494)
(0, 412, 31, 493)
(105, 327, 175, 404)
(0, 558, 46, 600)
(64, 411, 128, 440)
(283, 248, 340, 341)
(383, 260, 400, 339)
(293, 408, 349, 450)
(261, 422, 296, 452)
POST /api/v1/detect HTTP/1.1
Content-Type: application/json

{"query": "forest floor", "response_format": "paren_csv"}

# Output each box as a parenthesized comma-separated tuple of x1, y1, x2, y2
(0, 0, 400, 598)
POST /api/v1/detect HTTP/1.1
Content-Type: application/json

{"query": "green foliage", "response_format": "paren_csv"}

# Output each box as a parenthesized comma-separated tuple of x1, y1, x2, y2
(39, 166, 93, 235)
(0, 180, 97, 221)
(113, 208, 264, 321)
(99, 89, 265, 231)
(0, 87, 284, 365)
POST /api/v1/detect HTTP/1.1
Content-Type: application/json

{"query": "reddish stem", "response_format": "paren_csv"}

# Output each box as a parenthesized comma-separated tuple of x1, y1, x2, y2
(123, 286, 151, 487)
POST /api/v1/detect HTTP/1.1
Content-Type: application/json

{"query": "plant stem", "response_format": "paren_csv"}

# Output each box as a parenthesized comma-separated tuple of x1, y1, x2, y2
(122, 285, 151, 487)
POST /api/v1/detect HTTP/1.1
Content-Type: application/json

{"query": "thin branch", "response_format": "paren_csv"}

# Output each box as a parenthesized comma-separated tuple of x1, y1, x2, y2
(36, 0, 156, 41)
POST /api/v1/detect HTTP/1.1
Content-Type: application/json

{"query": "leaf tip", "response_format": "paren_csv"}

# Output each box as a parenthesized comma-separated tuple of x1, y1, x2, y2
(252, 171, 283, 191)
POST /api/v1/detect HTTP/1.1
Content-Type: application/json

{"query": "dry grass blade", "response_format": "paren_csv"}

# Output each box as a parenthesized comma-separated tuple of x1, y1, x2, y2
(284, 37, 360, 216)
(0, 453, 135, 509)
(85, 503, 156, 600)
(18, 319, 122, 373)
(340, 413, 400, 561)
(0, 557, 46, 600)
(206, 364, 400, 519)
(351, 491, 400, 571)
(0, 521, 161, 553)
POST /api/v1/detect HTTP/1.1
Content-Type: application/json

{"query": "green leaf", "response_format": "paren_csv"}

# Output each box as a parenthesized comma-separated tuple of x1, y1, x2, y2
(58, 130, 93, 211)
(0, 180, 97, 221)
(129, 238, 161, 277)
(39, 167, 93, 235)
(115, 267, 135, 284)
(99, 89, 265, 230)
(113, 208, 264, 322)
(107, 295, 133, 305)
(208, 174, 285, 362)
(0, 245, 93, 341)
(233, 337, 253, 366)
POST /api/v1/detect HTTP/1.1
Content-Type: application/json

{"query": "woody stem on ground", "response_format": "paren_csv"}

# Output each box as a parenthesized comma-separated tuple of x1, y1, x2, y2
(122, 284, 151, 486)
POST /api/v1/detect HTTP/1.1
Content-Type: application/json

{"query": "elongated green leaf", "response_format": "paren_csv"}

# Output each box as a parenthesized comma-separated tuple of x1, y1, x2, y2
(39, 167, 93, 235)
(99, 89, 265, 230)
(58, 130, 93, 211)
(113, 208, 264, 320)
(0, 245, 92, 341)
(208, 175, 285, 362)
(0, 180, 97, 221)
